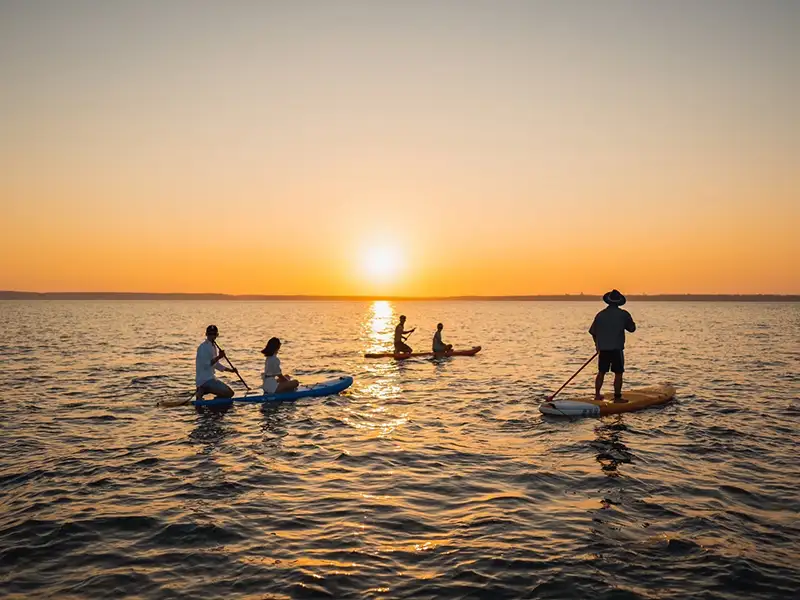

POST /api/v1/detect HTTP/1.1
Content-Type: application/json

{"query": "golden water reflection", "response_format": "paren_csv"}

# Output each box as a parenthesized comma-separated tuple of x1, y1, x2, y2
(362, 300, 399, 382)
(349, 301, 408, 438)
(366, 300, 394, 353)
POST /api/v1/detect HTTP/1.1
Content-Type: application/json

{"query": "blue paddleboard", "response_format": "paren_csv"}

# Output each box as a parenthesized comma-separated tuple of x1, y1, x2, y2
(193, 376, 353, 407)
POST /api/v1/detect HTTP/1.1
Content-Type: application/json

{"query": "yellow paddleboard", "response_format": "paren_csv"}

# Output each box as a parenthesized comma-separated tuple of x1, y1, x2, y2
(539, 384, 676, 417)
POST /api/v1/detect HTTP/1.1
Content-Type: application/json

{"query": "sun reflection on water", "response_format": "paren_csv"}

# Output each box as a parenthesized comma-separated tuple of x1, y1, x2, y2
(365, 300, 394, 352)
(347, 301, 409, 438)
(361, 300, 402, 383)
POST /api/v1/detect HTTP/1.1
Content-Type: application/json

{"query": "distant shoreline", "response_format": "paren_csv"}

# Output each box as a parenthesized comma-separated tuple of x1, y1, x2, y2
(1, 291, 798, 302)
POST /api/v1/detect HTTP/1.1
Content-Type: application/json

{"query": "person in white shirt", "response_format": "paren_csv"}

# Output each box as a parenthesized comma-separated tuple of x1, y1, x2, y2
(261, 337, 299, 394)
(195, 325, 237, 399)
(432, 323, 453, 355)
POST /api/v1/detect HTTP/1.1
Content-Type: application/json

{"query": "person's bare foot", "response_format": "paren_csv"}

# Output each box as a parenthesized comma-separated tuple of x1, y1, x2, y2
(594, 394, 604, 401)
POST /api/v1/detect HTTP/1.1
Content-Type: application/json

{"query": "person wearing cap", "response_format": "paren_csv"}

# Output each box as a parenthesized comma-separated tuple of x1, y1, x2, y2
(195, 325, 237, 399)
(394, 315, 415, 354)
(261, 337, 299, 394)
(432, 323, 453, 355)
(589, 290, 637, 402)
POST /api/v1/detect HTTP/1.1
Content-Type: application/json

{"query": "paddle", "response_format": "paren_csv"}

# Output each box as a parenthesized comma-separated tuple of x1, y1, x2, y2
(213, 341, 251, 391)
(157, 387, 199, 408)
(546, 351, 599, 402)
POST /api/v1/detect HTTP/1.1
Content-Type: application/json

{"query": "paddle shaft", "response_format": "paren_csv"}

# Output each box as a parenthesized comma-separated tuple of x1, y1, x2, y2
(213, 341, 251, 390)
(548, 351, 599, 401)
(181, 387, 199, 406)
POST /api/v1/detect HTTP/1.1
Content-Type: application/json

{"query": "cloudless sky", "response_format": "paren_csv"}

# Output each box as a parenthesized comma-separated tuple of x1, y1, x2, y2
(1, 0, 798, 295)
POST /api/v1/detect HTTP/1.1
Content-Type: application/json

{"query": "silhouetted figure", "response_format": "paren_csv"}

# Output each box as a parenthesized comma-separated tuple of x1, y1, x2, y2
(432, 323, 453, 355)
(394, 315, 415, 353)
(589, 290, 636, 402)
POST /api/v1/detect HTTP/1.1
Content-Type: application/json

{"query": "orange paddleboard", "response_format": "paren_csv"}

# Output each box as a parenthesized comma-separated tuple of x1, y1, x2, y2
(365, 346, 482, 359)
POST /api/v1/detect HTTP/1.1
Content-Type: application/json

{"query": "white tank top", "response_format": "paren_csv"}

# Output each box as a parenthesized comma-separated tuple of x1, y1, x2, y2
(262, 355, 281, 394)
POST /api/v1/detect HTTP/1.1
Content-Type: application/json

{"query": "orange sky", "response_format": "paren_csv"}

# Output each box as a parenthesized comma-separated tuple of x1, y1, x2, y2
(1, 2, 798, 295)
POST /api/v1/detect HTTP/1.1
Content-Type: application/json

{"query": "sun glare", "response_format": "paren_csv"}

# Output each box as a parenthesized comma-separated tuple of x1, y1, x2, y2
(363, 246, 403, 283)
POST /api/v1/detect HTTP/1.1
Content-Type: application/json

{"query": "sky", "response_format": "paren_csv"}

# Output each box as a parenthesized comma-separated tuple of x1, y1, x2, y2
(1, 0, 798, 296)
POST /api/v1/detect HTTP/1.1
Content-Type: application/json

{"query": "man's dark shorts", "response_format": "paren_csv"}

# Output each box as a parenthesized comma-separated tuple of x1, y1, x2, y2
(598, 350, 624, 374)
(394, 342, 412, 354)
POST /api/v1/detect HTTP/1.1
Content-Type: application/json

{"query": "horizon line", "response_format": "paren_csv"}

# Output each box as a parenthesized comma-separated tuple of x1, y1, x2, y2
(1, 291, 799, 302)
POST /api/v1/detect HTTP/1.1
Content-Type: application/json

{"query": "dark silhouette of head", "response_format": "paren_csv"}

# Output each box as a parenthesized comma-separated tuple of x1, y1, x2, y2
(261, 337, 282, 356)
(603, 289, 627, 306)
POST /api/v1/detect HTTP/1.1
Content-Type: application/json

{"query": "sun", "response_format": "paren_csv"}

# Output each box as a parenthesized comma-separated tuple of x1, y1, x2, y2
(362, 245, 403, 283)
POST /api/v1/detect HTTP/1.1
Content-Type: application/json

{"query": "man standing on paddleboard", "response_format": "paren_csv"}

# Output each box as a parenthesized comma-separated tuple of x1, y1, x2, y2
(394, 315, 415, 354)
(196, 325, 237, 399)
(589, 290, 636, 402)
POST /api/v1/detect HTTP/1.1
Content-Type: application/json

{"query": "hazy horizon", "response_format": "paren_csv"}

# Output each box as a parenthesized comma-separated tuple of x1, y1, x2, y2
(2, 289, 798, 301)
(2, 1, 798, 295)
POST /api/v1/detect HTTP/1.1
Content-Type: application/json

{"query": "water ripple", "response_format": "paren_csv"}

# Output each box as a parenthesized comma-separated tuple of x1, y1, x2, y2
(0, 300, 799, 598)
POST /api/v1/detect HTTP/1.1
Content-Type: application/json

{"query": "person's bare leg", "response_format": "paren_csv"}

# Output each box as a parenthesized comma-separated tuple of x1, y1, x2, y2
(614, 372, 623, 401)
(595, 372, 605, 400)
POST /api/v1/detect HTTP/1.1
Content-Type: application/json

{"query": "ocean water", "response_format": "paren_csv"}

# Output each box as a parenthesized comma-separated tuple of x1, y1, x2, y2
(1, 300, 799, 599)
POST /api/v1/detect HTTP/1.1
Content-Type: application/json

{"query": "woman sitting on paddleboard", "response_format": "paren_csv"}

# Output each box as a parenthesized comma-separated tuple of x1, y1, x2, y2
(261, 337, 299, 394)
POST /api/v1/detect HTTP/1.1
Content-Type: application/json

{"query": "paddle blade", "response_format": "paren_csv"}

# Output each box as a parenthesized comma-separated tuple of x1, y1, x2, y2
(157, 390, 196, 408)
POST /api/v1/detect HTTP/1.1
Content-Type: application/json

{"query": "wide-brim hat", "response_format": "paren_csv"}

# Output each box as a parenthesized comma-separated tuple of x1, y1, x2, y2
(603, 289, 626, 306)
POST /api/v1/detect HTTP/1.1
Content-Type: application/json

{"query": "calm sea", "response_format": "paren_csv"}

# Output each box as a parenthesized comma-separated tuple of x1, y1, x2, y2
(1, 300, 799, 599)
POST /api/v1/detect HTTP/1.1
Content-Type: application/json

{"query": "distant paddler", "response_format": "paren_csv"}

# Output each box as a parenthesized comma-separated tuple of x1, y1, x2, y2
(589, 290, 636, 402)
(195, 325, 238, 400)
(394, 315, 415, 354)
(432, 322, 454, 355)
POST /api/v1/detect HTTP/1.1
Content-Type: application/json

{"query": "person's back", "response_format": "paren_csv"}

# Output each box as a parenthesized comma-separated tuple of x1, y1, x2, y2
(590, 305, 636, 351)
(196, 338, 216, 386)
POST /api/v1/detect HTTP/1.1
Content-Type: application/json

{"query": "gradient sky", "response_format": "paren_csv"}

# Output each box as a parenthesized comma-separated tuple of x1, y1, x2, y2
(1, 0, 798, 295)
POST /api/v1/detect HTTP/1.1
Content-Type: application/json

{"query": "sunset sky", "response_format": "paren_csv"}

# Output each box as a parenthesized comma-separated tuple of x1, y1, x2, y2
(1, 1, 798, 296)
